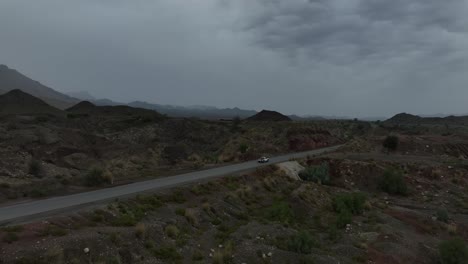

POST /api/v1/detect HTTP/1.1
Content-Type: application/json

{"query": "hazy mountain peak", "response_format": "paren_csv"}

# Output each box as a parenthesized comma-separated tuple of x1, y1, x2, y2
(0, 64, 79, 109)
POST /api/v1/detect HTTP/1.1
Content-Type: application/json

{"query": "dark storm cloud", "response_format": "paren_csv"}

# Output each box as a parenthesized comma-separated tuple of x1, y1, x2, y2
(0, 0, 468, 117)
(240, 0, 468, 64)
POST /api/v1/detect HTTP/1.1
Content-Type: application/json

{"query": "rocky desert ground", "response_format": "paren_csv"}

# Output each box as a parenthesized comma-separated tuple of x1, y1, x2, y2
(1, 102, 468, 263)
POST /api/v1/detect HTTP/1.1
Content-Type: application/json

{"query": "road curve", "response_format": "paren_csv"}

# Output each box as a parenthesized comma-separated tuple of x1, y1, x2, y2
(0, 145, 342, 225)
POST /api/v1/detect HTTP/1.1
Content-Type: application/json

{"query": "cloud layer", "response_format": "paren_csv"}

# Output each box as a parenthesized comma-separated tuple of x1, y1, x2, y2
(1, 0, 468, 117)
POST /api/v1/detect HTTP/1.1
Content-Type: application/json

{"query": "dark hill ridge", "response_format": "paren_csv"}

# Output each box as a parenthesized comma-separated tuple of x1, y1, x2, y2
(0, 65, 79, 109)
(67, 100, 165, 121)
(66, 101, 96, 112)
(385, 112, 468, 126)
(0, 89, 64, 116)
(247, 110, 292, 121)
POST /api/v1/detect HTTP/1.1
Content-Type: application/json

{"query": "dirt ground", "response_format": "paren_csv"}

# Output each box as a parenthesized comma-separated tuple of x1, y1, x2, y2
(1, 124, 468, 264)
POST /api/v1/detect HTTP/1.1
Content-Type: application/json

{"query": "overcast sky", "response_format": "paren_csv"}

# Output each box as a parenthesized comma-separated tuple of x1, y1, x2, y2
(1, 0, 468, 117)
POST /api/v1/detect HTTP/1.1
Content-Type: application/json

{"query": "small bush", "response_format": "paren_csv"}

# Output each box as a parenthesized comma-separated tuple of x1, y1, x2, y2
(213, 241, 234, 264)
(152, 246, 182, 261)
(333, 192, 367, 215)
(135, 223, 146, 239)
(84, 167, 110, 186)
(239, 143, 249, 154)
(0, 182, 10, 188)
(383, 135, 399, 151)
(192, 249, 204, 261)
(437, 209, 450, 223)
(165, 225, 179, 238)
(29, 159, 43, 177)
(109, 232, 121, 245)
(299, 163, 330, 184)
(378, 169, 408, 195)
(112, 213, 137, 227)
(332, 192, 367, 228)
(335, 210, 353, 228)
(175, 207, 186, 216)
(263, 201, 295, 224)
(40, 225, 68, 237)
(29, 188, 49, 198)
(184, 209, 198, 226)
(2, 225, 24, 233)
(287, 231, 318, 254)
(3, 232, 19, 243)
(439, 238, 468, 264)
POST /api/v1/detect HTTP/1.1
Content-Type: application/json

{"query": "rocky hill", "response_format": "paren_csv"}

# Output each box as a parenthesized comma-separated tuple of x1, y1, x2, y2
(0, 65, 78, 109)
(247, 110, 292, 122)
(0, 89, 64, 116)
(385, 112, 468, 126)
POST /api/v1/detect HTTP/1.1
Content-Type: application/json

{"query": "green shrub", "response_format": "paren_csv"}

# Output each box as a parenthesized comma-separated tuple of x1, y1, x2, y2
(165, 225, 180, 238)
(85, 167, 107, 186)
(2, 225, 23, 233)
(109, 232, 121, 245)
(299, 163, 330, 184)
(332, 192, 367, 215)
(264, 201, 295, 224)
(332, 192, 367, 229)
(239, 143, 249, 154)
(112, 213, 137, 226)
(39, 225, 68, 237)
(152, 246, 182, 261)
(3, 232, 19, 243)
(29, 159, 42, 177)
(378, 169, 408, 195)
(335, 210, 353, 228)
(192, 249, 204, 261)
(287, 231, 318, 254)
(439, 238, 468, 264)
(437, 209, 450, 223)
(383, 135, 399, 151)
(135, 223, 146, 239)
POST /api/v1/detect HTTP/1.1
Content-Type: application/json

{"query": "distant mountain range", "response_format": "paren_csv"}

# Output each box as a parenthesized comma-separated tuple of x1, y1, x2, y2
(7, 64, 460, 121)
(0, 65, 79, 109)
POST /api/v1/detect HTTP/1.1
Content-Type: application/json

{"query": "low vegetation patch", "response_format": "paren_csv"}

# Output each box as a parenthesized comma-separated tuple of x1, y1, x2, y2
(332, 192, 367, 228)
(28, 159, 43, 177)
(85, 167, 113, 187)
(378, 169, 408, 195)
(383, 135, 399, 151)
(438, 238, 468, 264)
(299, 163, 330, 184)
(287, 231, 319, 254)
(263, 200, 295, 224)
(436, 209, 450, 223)
(152, 246, 183, 262)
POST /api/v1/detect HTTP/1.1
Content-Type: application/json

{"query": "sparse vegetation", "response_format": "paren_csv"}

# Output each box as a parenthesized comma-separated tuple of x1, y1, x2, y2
(3, 232, 19, 243)
(383, 135, 399, 151)
(135, 223, 146, 238)
(437, 209, 450, 223)
(439, 238, 468, 264)
(39, 225, 68, 237)
(263, 200, 295, 224)
(165, 225, 180, 238)
(378, 169, 408, 195)
(287, 231, 319, 254)
(28, 159, 42, 177)
(332, 192, 367, 228)
(85, 167, 112, 186)
(299, 163, 330, 184)
(152, 246, 183, 262)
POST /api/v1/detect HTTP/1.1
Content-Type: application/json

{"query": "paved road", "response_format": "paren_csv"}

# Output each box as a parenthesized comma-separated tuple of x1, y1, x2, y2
(0, 145, 341, 225)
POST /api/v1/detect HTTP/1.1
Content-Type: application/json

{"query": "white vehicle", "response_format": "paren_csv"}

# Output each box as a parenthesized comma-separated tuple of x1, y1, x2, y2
(258, 157, 270, 163)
